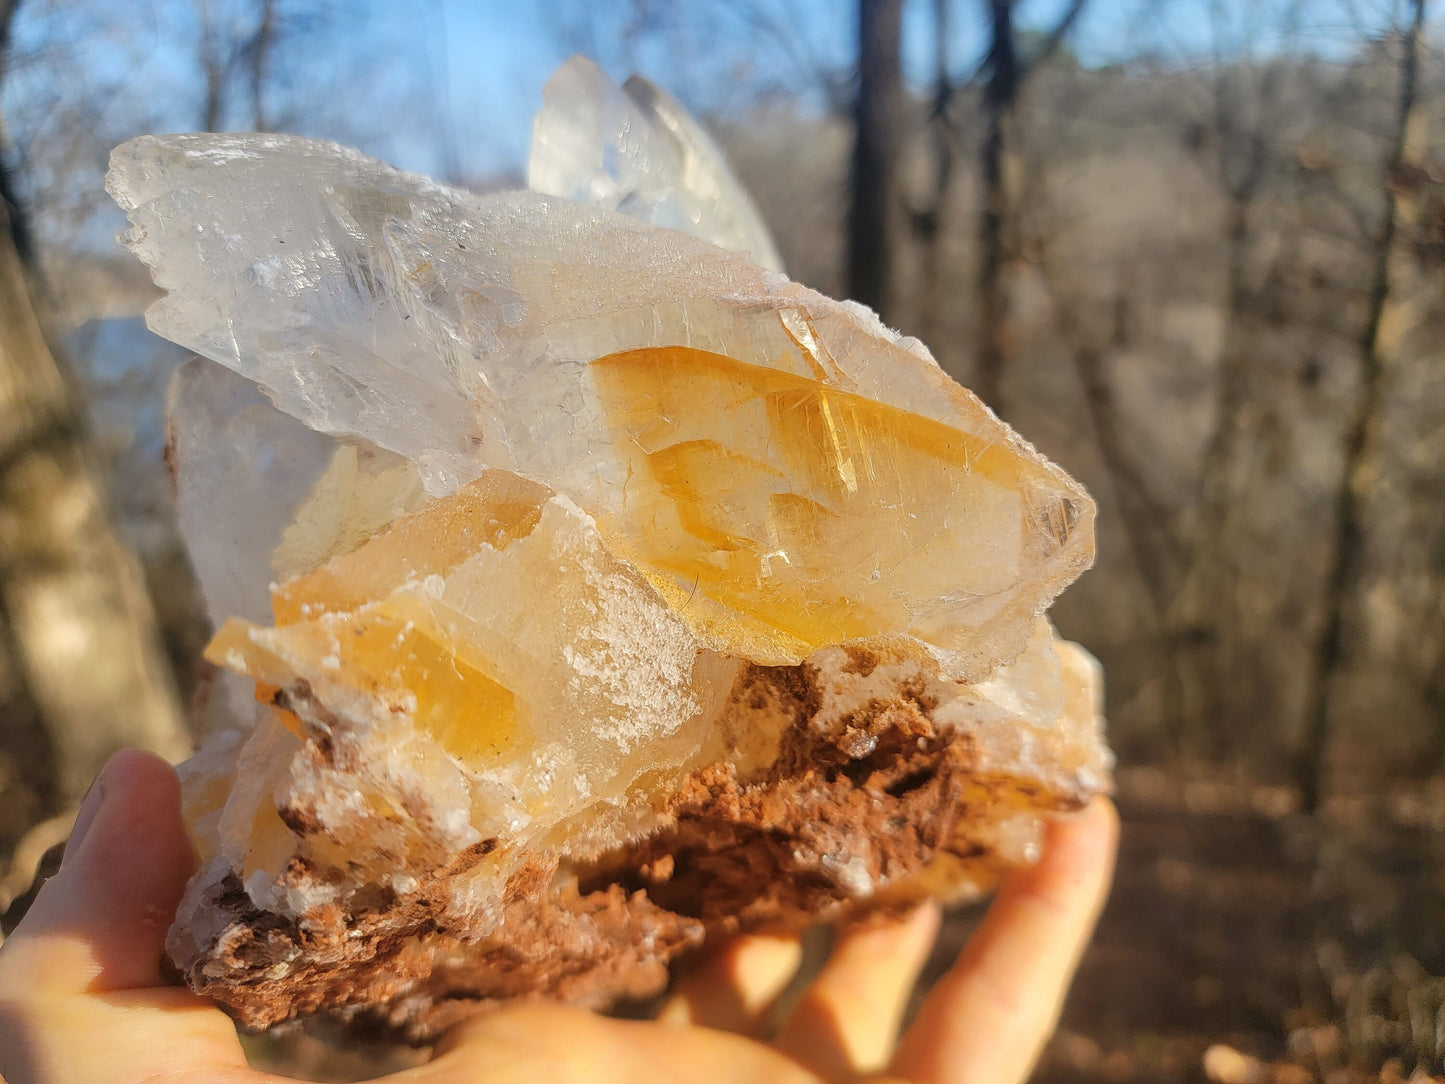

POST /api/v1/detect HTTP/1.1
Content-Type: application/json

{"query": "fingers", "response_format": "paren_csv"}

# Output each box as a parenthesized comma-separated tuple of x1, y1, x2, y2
(889, 798, 1119, 1084)
(656, 932, 803, 1035)
(428, 1002, 822, 1084)
(772, 902, 941, 1079)
(2, 749, 195, 994)
(0, 750, 252, 1084)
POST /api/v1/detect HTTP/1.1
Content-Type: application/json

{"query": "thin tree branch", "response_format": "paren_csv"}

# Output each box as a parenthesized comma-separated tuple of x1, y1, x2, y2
(246, 0, 277, 132)
(0, 0, 20, 74)
(0, 0, 29, 263)
(1017, 0, 1088, 83)
(1296, 0, 1428, 813)
(198, 0, 226, 132)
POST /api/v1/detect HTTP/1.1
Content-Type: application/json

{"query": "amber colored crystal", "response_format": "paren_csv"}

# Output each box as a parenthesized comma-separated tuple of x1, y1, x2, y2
(590, 345, 1081, 659)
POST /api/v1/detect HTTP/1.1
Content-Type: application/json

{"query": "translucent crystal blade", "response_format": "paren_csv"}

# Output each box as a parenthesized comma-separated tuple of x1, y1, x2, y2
(169, 358, 425, 626)
(529, 56, 785, 272)
(168, 358, 338, 626)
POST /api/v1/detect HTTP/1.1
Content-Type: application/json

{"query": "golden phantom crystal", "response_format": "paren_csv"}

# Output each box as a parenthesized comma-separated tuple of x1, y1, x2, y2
(590, 345, 1082, 660)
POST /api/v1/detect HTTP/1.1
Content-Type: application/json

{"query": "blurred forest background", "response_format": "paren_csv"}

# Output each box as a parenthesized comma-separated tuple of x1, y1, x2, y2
(0, 0, 1443, 1081)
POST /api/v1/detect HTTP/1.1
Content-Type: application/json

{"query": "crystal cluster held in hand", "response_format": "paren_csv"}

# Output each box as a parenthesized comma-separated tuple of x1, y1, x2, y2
(106, 57, 1111, 1041)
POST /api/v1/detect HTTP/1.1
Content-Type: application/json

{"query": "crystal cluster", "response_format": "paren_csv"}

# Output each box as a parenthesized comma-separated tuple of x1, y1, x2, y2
(108, 58, 1110, 1041)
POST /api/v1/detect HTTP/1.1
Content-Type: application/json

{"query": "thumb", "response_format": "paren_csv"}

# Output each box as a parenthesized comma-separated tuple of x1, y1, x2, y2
(0, 751, 257, 1084)
(0, 748, 196, 995)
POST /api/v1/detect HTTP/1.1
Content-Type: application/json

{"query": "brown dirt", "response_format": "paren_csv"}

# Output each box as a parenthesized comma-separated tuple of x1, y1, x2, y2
(988, 767, 1445, 1083)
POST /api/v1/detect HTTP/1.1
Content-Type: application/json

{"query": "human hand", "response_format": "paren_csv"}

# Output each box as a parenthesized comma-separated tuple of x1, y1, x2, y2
(0, 750, 1117, 1084)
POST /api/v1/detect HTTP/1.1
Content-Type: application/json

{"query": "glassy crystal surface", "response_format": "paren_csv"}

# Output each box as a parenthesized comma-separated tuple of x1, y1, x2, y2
(108, 74, 1109, 1040)
(529, 56, 786, 273)
(589, 345, 1077, 665)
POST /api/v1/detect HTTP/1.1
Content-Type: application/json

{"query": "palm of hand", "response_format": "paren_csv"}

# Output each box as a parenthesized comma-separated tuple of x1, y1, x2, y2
(0, 751, 1116, 1084)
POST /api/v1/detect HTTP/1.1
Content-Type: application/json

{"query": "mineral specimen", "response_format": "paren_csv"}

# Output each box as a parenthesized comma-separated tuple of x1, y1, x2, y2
(107, 59, 1110, 1042)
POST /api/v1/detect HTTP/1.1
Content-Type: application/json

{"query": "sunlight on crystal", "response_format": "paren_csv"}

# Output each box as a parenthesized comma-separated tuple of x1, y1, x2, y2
(207, 476, 553, 766)
(271, 469, 550, 623)
(210, 601, 520, 765)
(591, 346, 1079, 655)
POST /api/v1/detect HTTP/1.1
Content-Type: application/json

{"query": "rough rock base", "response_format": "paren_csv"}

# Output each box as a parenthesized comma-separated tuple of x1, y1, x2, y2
(176, 661, 1085, 1044)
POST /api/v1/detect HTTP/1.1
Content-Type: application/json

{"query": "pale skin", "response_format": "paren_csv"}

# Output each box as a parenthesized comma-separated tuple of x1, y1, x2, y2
(0, 750, 1118, 1084)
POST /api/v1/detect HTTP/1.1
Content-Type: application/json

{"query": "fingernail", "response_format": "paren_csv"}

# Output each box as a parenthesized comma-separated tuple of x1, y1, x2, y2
(62, 773, 107, 865)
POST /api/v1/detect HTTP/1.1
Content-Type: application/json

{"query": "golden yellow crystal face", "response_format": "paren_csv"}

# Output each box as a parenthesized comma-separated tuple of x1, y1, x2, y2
(206, 471, 555, 765)
(590, 346, 1085, 660)
(210, 604, 520, 763)
(202, 464, 710, 785)
(271, 470, 550, 623)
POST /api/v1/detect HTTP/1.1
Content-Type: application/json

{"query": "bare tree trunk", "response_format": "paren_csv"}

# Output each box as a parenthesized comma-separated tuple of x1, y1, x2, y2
(1167, 192, 1255, 753)
(1419, 524, 1445, 773)
(0, 202, 190, 801)
(0, 0, 16, 59)
(0, 0, 28, 266)
(847, 0, 903, 320)
(1035, 225, 1188, 757)
(974, 0, 1087, 413)
(246, 0, 277, 132)
(913, 0, 956, 356)
(1166, 39, 1287, 755)
(1190, 193, 1255, 574)
(1071, 328, 1191, 760)
(1068, 304, 1180, 614)
(974, 0, 1015, 412)
(198, 0, 225, 132)
(1296, 0, 1428, 813)
(1416, 567, 1445, 775)
(1186, 39, 1281, 574)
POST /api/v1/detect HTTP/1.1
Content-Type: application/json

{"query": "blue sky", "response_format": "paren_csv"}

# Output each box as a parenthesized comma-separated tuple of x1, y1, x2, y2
(380, 0, 1186, 178)
(3, 0, 1402, 233)
(387, 0, 1394, 180)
